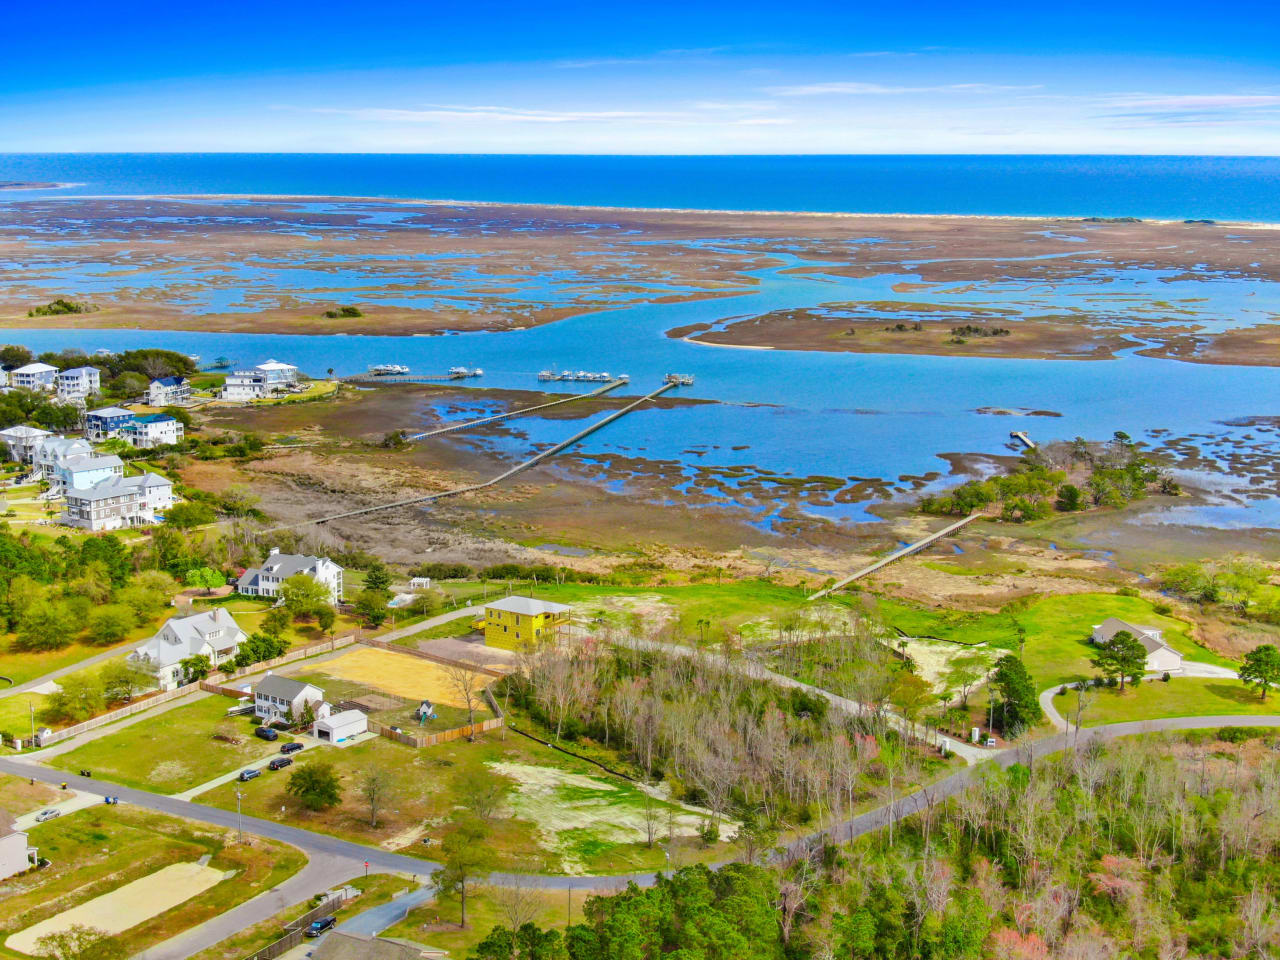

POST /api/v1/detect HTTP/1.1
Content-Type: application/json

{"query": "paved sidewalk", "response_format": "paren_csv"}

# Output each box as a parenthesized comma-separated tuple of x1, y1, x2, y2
(0, 644, 135, 700)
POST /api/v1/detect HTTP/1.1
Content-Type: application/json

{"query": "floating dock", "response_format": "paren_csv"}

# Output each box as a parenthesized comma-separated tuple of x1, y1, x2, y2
(664, 373, 695, 385)
(340, 367, 483, 384)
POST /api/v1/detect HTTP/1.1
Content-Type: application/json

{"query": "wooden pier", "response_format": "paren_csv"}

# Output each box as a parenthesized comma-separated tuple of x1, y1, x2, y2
(407, 379, 628, 440)
(261, 379, 681, 532)
(1010, 431, 1036, 449)
(807, 514, 982, 601)
(340, 371, 474, 384)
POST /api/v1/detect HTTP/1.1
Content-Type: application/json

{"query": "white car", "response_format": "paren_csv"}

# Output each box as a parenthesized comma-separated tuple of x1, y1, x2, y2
(34, 808, 61, 823)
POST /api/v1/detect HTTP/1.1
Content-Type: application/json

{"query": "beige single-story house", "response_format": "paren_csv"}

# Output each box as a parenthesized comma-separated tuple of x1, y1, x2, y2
(1091, 617, 1184, 674)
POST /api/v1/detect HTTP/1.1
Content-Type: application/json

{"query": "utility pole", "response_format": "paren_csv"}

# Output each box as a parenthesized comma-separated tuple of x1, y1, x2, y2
(235, 790, 244, 842)
(29, 701, 35, 744)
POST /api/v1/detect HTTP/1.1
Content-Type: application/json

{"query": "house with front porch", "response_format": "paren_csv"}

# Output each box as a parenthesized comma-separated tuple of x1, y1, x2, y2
(254, 675, 325, 724)
(238, 550, 344, 604)
(129, 608, 247, 690)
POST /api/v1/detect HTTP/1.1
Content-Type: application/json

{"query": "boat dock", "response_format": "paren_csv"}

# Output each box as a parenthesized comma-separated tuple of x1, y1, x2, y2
(407, 378, 629, 440)
(340, 367, 483, 384)
(262, 377, 685, 531)
(807, 514, 982, 601)
(538, 369, 628, 383)
(1010, 431, 1036, 449)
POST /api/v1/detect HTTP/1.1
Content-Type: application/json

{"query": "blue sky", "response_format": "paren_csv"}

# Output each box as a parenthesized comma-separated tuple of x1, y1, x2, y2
(3, 0, 1278, 153)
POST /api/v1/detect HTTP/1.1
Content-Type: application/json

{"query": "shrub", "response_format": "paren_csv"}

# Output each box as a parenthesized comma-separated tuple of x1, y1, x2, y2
(1161, 671, 1171, 682)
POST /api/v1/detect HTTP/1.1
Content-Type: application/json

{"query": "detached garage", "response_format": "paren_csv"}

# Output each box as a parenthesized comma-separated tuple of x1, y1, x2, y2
(313, 709, 368, 744)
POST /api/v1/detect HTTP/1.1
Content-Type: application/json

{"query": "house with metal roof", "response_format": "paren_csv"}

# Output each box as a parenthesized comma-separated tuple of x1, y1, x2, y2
(54, 453, 124, 494)
(123, 413, 184, 449)
(9, 363, 58, 392)
(56, 365, 101, 400)
(0, 425, 53, 463)
(481, 595, 571, 650)
(129, 608, 247, 690)
(238, 549, 344, 604)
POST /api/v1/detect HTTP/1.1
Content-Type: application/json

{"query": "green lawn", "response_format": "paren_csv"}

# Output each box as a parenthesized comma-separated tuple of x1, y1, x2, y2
(287, 668, 486, 730)
(47, 696, 293, 793)
(0, 772, 58, 817)
(874, 592, 1234, 687)
(190, 596, 362, 648)
(0, 806, 305, 960)
(1079, 676, 1280, 726)
(201, 717, 731, 875)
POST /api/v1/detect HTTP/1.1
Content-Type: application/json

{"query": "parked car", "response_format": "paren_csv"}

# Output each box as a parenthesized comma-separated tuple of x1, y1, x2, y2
(254, 726, 279, 742)
(34, 808, 60, 823)
(280, 741, 303, 755)
(238, 769, 261, 782)
(267, 756, 293, 771)
(305, 917, 337, 937)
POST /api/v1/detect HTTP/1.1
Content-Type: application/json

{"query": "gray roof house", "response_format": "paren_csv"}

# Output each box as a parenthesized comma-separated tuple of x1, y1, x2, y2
(254, 675, 325, 723)
(1090, 616, 1185, 674)
(129, 608, 247, 690)
(238, 549, 344, 604)
(61, 471, 175, 531)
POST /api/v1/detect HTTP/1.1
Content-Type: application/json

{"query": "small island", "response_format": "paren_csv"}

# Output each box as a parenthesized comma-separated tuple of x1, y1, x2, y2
(0, 181, 63, 190)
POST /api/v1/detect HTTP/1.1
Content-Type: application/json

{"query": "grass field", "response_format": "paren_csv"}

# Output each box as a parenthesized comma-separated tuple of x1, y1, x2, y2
(383, 885, 599, 957)
(293, 646, 493, 710)
(201, 720, 730, 875)
(0, 807, 304, 960)
(287, 666, 483, 731)
(47, 696, 293, 793)
(873, 592, 1234, 687)
(190, 597, 362, 649)
(1078, 676, 1280, 727)
(0, 773, 57, 818)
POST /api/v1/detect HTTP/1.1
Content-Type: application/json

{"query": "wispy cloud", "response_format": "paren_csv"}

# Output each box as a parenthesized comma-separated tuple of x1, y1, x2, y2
(1104, 93, 1280, 110)
(1094, 92, 1280, 127)
(766, 81, 1040, 96)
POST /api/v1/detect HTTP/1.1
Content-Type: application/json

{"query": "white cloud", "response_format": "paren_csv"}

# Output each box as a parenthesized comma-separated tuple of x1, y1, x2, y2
(1103, 93, 1280, 110)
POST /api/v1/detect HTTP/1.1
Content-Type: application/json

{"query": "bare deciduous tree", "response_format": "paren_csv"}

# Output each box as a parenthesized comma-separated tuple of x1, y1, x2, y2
(442, 663, 486, 740)
(357, 766, 395, 828)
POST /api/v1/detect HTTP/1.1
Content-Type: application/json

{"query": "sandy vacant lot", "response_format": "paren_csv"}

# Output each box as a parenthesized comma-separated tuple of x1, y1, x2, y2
(314, 646, 491, 707)
(6, 861, 226, 955)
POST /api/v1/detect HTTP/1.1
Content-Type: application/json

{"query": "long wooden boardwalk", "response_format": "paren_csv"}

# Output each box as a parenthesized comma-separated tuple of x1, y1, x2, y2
(407, 379, 628, 440)
(807, 514, 982, 601)
(262, 381, 677, 532)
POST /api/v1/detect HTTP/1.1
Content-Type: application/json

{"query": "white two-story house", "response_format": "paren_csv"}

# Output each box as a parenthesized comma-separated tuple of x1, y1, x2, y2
(238, 549, 344, 604)
(122, 413, 184, 449)
(129, 608, 247, 690)
(220, 360, 299, 400)
(253, 675, 325, 724)
(0, 425, 52, 464)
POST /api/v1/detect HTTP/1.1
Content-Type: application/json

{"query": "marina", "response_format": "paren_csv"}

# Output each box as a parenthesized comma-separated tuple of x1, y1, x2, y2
(538, 369, 628, 383)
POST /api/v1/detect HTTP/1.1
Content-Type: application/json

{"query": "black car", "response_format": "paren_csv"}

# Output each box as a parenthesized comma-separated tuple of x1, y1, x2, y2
(280, 741, 303, 754)
(305, 917, 337, 937)
(237, 769, 261, 782)
(267, 756, 293, 771)
(254, 726, 279, 742)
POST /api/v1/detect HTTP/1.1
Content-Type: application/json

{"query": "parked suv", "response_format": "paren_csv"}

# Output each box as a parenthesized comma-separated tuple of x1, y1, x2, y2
(280, 741, 303, 755)
(267, 756, 293, 771)
(254, 726, 279, 742)
(237, 769, 261, 782)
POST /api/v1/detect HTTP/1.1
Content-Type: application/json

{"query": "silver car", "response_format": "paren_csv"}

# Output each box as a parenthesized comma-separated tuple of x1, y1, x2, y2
(34, 808, 61, 823)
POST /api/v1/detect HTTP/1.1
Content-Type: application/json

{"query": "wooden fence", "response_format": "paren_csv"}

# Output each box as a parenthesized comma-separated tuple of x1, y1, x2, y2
(35, 635, 358, 748)
(241, 891, 345, 960)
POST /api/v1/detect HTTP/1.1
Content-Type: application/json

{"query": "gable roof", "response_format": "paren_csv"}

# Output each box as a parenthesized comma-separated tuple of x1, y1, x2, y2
(261, 553, 334, 578)
(59, 366, 100, 377)
(132, 413, 177, 425)
(486, 595, 570, 616)
(151, 376, 187, 387)
(256, 359, 297, 371)
(255, 675, 323, 701)
(132, 608, 244, 668)
(1093, 617, 1179, 657)
(61, 454, 124, 473)
(0, 425, 52, 439)
(67, 470, 169, 502)
(11, 363, 57, 375)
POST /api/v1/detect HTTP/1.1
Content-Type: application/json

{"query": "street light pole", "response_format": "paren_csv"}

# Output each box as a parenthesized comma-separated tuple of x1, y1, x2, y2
(235, 790, 243, 843)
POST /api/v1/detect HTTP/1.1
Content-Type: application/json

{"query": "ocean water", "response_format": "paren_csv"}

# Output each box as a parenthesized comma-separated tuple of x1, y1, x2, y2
(2, 153, 1280, 221)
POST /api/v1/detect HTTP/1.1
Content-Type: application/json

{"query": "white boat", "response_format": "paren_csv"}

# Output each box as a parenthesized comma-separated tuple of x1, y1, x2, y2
(369, 363, 410, 376)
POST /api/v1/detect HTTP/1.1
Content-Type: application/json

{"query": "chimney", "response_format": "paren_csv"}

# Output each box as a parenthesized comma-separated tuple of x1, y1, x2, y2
(269, 547, 280, 556)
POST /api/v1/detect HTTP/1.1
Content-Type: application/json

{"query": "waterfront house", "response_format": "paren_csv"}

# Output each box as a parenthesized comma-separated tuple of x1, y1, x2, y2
(1090, 617, 1185, 673)
(56, 366, 101, 400)
(481, 595, 571, 650)
(123, 413, 184, 449)
(147, 376, 192, 406)
(9, 363, 58, 392)
(62, 471, 175, 531)
(237, 549, 344, 604)
(84, 405, 137, 441)
(220, 360, 299, 400)
(254, 675, 324, 723)
(0, 814, 37, 882)
(130, 608, 246, 690)
(0, 425, 53, 464)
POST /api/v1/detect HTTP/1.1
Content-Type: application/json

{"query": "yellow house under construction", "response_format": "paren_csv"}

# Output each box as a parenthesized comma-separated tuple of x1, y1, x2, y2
(478, 596, 571, 650)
